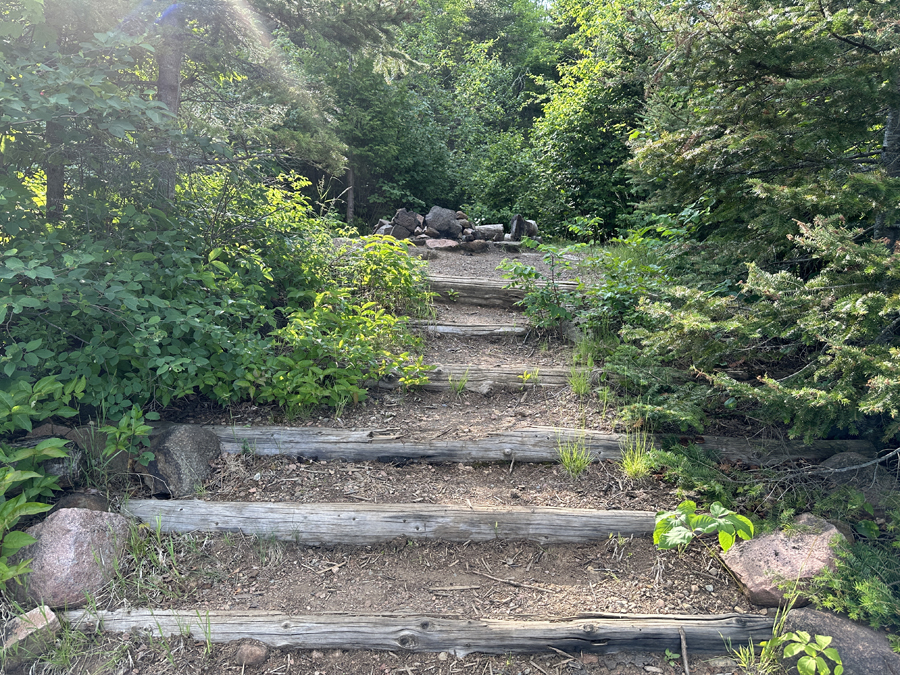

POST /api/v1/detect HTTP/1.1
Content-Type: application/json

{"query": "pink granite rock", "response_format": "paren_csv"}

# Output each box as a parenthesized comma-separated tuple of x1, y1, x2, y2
(722, 513, 844, 607)
(14, 508, 130, 609)
(425, 238, 459, 250)
(2, 605, 60, 650)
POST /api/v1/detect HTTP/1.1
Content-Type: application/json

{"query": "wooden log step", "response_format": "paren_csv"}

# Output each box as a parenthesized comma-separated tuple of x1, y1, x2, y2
(428, 275, 578, 308)
(122, 500, 657, 545)
(63, 609, 774, 656)
(209, 426, 623, 462)
(423, 364, 578, 391)
(208, 425, 875, 466)
(407, 320, 528, 336)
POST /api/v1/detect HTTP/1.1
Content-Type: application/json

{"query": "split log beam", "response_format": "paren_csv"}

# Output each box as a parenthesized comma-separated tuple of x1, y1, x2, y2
(63, 609, 774, 656)
(407, 321, 528, 336)
(207, 425, 875, 466)
(428, 275, 578, 308)
(208, 426, 623, 463)
(423, 364, 577, 391)
(122, 500, 657, 545)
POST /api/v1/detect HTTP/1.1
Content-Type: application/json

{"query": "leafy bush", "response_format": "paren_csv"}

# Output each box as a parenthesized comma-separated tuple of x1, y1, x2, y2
(0, 375, 83, 588)
(499, 238, 585, 328)
(1, 192, 429, 421)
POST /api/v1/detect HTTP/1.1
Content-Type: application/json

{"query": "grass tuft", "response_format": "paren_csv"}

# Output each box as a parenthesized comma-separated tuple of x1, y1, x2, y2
(618, 425, 656, 479)
(557, 433, 593, 478)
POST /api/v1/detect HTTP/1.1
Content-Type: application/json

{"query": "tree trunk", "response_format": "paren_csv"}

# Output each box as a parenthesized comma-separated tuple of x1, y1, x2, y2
(877, 102, 900, 244)
(155, 15, 184, 202)
(45, 121, 64, 222)
(346, 165, 355, 225)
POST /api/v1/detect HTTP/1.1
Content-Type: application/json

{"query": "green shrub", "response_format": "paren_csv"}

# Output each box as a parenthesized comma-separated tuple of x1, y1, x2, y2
(1, 191, 429, 419)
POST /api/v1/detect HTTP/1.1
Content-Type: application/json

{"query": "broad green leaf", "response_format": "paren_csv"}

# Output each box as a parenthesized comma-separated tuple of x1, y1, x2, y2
(1, 531, 36, 557)
(659, 525, 694, 549)
(783, 642, 805, 659)
(718, 529, 736, 552)
(796, 655, 816, 675)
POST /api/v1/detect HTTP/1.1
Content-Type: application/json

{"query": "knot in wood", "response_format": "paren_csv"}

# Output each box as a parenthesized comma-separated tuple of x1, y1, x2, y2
(419, 620, 432, 631)
(582, 623, 595, 633)
(398, 633, 418, 649)
(503, 448, 512, 456)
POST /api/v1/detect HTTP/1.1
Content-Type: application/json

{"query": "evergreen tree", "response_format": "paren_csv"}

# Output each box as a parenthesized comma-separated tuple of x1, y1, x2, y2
(628, 0, 900, 241)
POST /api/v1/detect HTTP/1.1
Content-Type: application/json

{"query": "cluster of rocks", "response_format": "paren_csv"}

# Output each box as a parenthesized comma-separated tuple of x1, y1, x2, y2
(721, 510, 900, 673)
(3, 423, 221, 614)
(374, 206, 539, 252)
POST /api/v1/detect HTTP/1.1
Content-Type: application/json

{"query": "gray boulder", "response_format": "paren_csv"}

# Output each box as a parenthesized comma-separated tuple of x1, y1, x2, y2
(374, 222, 393, 236)
(425, 206, 462, 238)
(525, 219, 539, 237)
(390, 208, 420, 235)
(721, 513, 844, 607)
(14, 508, 129, 609)
(144, 424, 221, 497)
(459, 240, 489, 253)
(784, 608, 900, 674)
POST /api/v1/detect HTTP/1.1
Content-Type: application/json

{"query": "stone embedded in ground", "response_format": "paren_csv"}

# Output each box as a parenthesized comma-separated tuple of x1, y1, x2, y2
(460, 240, 489, 253)
(409, 247, 439, 260)
(233, 641, 269, 666)
(13, 508, 129, 609)
(784, 608, 900, 675)
(721, 513, 843, 607)
(144, 423, 221, 497)
(425, 206, 462, 238)
(425, 238, 459, 250)
(424, 226, 441, 238)
(469, 380, 495, 396)
(2, 605, 60, 651)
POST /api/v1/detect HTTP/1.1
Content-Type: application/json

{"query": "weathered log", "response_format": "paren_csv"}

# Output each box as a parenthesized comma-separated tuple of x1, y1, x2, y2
(428, 275, 578, 308)
(423, 364, 578, 391)
(63, 609, 773, 656)
(407, 320, 528, 336)
(208, 426, 622, 463)
(207, 425, 875, 466)
(122, 500, 657, 544)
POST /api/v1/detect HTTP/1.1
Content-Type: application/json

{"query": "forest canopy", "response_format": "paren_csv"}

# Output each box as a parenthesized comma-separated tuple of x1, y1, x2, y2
(1, 0, 899, 446)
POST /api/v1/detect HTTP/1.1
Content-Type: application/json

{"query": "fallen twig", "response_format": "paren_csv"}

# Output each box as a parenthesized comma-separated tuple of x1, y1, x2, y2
(679, 626, 690, 675)
(471, 570, 555, 594)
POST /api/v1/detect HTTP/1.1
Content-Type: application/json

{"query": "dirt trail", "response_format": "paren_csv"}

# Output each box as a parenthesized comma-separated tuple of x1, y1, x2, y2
(19, 245, 760, 675)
